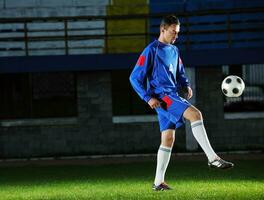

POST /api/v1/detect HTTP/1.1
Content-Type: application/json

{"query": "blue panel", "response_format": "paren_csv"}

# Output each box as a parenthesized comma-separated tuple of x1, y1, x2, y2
(188, 15, 227, 23)
(150, 27, 159, 35)
(180, 47, 264, 66)
(233, 0, 264, 9)
(150, 0, 185, 13)
(232, 32, 264, 40)
(185, 0, 233, 12)
(177, 37, 187, 43)
(189, 33, 228, 41)
(176, 44, 186, 51)
(1, 48, 264, 73)
(185, 0, 264, 12)
(149, 18, 161, 26)
(0, 54, 140, 73)
(231, 41, 264, 48)
(191, 43, 229, 50)
(178, 17, 188, 24)
(231, 22, 264, 30)
(230, 12, 264, 21)
(189, 24, 227, 31)
(150, 5, 184, 13)
(179, 26, 187, 32)
(150, 0, 264, 13)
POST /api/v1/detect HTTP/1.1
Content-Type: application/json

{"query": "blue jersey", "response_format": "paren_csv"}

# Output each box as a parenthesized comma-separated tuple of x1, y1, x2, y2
(129, 40, 190, 103)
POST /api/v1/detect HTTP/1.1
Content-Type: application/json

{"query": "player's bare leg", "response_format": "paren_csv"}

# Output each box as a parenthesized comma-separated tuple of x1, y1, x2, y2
(183, 106, 234, 169)
(153, 129, 174, 191)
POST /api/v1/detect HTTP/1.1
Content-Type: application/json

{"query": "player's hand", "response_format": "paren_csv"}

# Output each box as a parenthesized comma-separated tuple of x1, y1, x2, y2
(184, 86, 193, 100)
(148, 98, 161, 109)
(186, 86, 193, 99)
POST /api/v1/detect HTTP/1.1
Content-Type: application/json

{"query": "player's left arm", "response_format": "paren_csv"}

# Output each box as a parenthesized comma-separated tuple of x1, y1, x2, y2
(178, 57, 193, 100)
(183, 86, 193, 100)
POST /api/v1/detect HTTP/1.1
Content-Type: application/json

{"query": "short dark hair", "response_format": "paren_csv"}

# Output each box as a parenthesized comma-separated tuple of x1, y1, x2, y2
(160, 15, 180, 27)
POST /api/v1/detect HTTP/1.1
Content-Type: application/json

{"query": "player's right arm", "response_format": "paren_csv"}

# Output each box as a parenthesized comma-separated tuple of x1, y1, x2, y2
(129, 47, 160, 108)
(177, 56, 193, 99)
(147, 97, 161, 109)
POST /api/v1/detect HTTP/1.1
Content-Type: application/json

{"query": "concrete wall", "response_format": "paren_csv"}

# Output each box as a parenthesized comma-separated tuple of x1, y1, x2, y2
(0, 71, 162, 158)
(0, 69, 263, 159)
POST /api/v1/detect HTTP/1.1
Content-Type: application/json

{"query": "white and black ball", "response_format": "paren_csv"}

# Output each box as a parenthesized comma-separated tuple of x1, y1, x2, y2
(221, 75, 245, 97)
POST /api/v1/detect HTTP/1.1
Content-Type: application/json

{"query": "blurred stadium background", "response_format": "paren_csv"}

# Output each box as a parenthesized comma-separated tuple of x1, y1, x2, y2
(0, 0, 263, 160)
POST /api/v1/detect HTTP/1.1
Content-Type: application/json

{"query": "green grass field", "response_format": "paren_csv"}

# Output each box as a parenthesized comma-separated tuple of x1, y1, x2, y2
(0, 157, 263, 200)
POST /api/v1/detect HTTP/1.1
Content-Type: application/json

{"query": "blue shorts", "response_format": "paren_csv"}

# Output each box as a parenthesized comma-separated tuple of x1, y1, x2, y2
(155, 94, 191, 132)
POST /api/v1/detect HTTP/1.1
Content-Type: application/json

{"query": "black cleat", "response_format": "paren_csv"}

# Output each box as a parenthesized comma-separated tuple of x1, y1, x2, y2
(208, 158, 234, 169)
(152, 182, 172, 191)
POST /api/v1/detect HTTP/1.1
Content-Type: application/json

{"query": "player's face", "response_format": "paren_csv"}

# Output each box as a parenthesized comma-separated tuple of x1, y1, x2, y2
(163, 24, 180, 44)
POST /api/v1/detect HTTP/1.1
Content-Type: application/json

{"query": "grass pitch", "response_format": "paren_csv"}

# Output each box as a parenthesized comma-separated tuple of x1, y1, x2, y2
(0, 156, 263, 200)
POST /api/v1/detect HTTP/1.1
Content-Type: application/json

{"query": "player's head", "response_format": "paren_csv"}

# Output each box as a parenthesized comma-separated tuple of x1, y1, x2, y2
(159, 15, 180, 44)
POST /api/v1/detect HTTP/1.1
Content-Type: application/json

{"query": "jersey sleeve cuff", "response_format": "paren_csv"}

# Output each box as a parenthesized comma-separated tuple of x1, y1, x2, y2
(182, 82, 190, 87)
(143, 95, 152, 103)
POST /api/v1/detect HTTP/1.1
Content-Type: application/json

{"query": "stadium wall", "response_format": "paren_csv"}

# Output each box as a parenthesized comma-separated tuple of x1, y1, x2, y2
(0, 67, 263, 158)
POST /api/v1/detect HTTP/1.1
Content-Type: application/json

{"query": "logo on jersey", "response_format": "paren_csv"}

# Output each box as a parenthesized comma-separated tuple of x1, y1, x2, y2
(137, 55, 145, 66)
(169, 64, 174, 73)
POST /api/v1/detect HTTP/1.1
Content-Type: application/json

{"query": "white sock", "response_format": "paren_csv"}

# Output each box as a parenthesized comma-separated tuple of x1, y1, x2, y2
(154, 145, 172, 186)
(191, 120, 218, 162)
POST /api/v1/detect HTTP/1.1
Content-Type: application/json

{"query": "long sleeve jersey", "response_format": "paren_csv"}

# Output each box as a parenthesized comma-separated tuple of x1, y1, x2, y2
(129, 39, 190, 103)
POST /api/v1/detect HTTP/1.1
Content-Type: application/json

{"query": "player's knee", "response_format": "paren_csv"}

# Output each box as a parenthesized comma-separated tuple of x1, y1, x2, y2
(184, 106, 203, 121)
(162, 135, 174, 147)
(167, 135, 174, 144)
(192, 109, 202, 121)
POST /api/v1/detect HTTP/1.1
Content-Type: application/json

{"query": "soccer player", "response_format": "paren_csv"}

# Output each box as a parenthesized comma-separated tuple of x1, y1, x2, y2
(129, 15, 234, 191)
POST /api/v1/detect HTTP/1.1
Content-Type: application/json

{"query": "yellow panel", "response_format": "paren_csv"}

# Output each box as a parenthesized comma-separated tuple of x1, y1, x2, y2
(111, 0, 148, 6)
(107, 5, 148, 15)
(107, 19, 147, 34)
(107, 37, 146, 53)
(106, 0, 149, 53)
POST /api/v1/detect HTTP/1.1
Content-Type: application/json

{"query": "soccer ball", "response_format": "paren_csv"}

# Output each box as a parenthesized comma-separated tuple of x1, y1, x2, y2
(221, 75, 245, 97)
